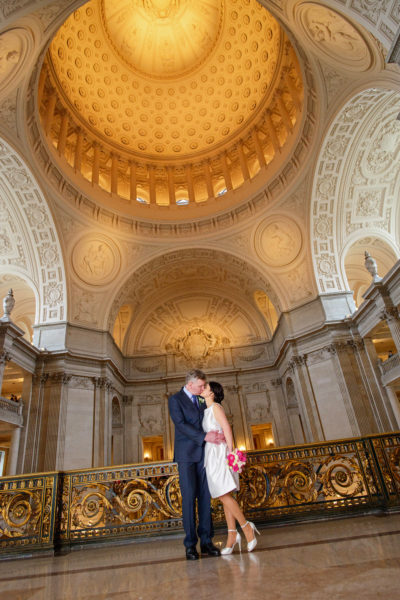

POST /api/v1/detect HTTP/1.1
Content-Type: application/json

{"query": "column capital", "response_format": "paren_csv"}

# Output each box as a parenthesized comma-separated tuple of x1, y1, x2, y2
(51, 372, 72, 385)
(270, 378, 282, 389)
(93, 376, 113, 391)
(0, 350, 12, 365)
(288, 355, 306, 371)
(381, 307, 399, 322)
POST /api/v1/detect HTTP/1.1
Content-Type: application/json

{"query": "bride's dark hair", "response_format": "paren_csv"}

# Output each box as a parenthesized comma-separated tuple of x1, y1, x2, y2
(209, 381, 224, 404)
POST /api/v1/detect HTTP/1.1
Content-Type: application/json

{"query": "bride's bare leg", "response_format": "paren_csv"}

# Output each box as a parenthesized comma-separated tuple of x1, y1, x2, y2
(219, 493, 255, 545)
(221, 502, 237, 548)
(219, 494, 255, 546)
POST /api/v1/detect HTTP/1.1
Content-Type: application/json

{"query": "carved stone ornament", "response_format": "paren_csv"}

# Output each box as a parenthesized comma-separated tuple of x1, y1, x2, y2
(255, 216, 302, 267)
(138, 403, 163, 433)
(1, 288, 15, 321)
(72, 234, 121, 286)
(131, 357, 164, 373)
(364, 251, 382, 282)
(0, 350, 11, 365)
(0, 28, 33, 97)
(234, 345, 265, 362)
(171, 327, 224, 367)
(295, 3, 372, 72)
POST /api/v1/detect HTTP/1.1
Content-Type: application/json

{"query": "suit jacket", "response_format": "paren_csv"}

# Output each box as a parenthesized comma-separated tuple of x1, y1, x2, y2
(168, 388, 206, 463)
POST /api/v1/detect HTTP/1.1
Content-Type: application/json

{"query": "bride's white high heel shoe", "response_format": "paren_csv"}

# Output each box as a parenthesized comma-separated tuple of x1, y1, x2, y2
(221, 529, 242, 555)
(241, 521, 260, 552)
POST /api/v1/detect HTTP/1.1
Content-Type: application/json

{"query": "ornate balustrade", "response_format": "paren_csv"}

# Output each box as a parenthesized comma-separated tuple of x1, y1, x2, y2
(379, 353, 400, 382)
(0, 396, 23, 426)
(1, 433, 399, 558)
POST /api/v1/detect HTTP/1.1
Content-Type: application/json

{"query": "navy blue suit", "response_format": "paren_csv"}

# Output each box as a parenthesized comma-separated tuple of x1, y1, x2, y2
(168, 387, 213, 548)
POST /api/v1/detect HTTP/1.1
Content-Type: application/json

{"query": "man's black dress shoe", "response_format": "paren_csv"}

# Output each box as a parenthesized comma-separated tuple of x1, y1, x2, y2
(186, 546, 199, 560)
(200, 542, 221, 557)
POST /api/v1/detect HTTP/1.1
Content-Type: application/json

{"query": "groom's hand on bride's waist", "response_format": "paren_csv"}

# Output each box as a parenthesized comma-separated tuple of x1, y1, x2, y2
(204, 431, 225, 444)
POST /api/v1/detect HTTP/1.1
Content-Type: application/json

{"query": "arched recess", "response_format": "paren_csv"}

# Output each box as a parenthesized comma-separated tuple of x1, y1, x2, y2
(107, 248, 282, 355)
(0, 135, 67, 327)
(343, 234, 399, 308)
(311, 88, 400, 295)
(0, 274, 37, 341)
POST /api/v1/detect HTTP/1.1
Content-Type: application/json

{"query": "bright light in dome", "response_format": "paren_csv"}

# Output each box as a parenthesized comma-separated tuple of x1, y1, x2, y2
(176, 198, 189, 205)
(136, 196, 147, 204)
(217, 188, 227, 196)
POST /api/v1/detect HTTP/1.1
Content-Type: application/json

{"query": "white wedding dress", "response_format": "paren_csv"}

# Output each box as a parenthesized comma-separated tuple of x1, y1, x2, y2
(203, 405, 239, 499)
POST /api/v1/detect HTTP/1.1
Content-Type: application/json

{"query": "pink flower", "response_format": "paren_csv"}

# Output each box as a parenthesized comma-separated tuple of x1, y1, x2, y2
(232, 464, 239, 472)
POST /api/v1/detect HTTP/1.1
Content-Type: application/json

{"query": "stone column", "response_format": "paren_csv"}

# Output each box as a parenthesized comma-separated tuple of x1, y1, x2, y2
(225, 384, 249, 450)
(269, 378, 293, 446)
(16, 372, 32, 474)
(0, 351, 11, 395)
(359, 337, 398, 430)
(385, 386, 400, 429)
(122, 395, 134, 464)
(7, 426, 21, 475)
(332, 341, 377, 435)
(382, 308, 400, 355)
(227, 384, 253, 450)
(43, 372, 71, 471)
(288, 356, 323, 442)
(163, 391, 173, 461)
(23, 372, 48, 473)
(93, 377, 112, 467)
(237, 142, 250, 181)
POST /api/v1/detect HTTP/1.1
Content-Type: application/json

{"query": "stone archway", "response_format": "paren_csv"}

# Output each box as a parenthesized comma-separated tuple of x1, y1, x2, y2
(0, 135, 67, 327)
(311, 88, 400, 295)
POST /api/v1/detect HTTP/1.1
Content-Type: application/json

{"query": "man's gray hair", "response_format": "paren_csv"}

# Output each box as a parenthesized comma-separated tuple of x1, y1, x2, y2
(185, 369, 207, 384)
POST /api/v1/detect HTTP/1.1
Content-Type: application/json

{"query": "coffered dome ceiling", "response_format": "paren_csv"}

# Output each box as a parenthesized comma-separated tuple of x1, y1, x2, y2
(38, 0, 304, 219)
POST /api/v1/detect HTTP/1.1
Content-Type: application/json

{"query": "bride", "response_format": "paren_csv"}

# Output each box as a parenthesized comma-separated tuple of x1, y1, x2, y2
(202, 381, 260, 553)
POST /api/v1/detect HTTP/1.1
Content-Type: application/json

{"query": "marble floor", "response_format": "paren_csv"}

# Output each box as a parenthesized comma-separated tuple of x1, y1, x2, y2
(0, 513, 400, 599)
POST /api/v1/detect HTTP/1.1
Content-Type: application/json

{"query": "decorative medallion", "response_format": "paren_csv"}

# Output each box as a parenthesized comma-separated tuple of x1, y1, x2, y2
(0, 28, 33, 97)
(255, 216, 302, 267)
(295, 2, 372, 72)
(71, 234, 121, 285)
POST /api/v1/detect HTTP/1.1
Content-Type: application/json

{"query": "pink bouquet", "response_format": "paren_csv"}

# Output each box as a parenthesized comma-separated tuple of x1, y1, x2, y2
(226, 448, 247, 473)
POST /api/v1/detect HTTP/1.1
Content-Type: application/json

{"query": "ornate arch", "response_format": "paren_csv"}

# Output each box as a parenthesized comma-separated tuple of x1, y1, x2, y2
(311, 88, 400, 294)
(0, 135, 67, 324)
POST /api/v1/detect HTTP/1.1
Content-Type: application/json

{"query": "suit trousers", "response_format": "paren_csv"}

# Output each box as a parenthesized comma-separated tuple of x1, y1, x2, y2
(178, 459, 213, 548)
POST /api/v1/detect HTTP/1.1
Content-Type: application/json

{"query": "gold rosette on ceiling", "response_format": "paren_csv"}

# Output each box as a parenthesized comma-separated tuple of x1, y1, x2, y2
(38, 0, 303, 217)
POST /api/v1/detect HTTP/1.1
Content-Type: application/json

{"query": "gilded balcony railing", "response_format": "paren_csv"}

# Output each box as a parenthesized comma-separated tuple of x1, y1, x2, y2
(0, 433, 399, 558)
(0, 472, 59, 554)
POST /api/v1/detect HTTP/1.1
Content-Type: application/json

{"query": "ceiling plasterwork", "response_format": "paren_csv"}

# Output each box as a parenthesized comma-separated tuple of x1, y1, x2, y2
(36, 0, 305, 218)
(107, 248, 281, 342)
(294, 3, 373, 72)
(312, 89, 400, 295)
(48, 0, 282, 158)
(102, 0, 224, 80)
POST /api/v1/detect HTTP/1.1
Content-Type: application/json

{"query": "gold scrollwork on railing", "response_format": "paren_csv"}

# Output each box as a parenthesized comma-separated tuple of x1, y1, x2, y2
(69, 474, 182, 530)
(1, 434, 400, 556)
(318, 455, 364, 499)
(371, 435, 400, 500)
(0, 474, 57, 552)
(1, 490, 42, 536)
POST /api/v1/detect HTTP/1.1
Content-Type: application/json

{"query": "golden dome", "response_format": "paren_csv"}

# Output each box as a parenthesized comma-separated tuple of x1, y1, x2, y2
(39, 0, 303, 216)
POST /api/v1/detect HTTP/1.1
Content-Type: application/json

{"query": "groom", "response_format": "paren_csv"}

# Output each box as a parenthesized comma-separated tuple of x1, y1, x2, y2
(168, 369, 224, 560)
